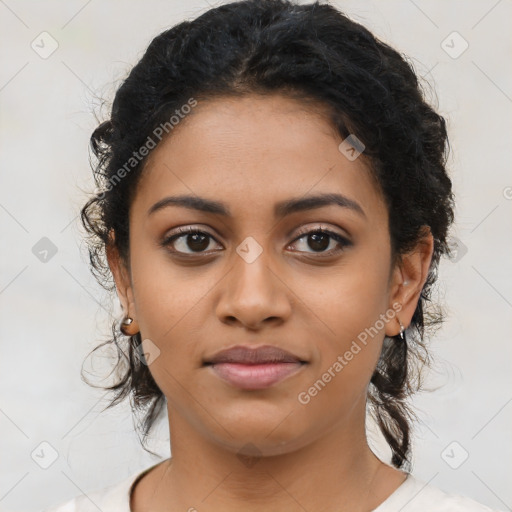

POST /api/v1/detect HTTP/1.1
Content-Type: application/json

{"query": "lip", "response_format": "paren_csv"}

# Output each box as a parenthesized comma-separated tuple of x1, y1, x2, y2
(203, 345, 307, 390)
(208, 361, 305, 390)
(204, 344, 305, 365)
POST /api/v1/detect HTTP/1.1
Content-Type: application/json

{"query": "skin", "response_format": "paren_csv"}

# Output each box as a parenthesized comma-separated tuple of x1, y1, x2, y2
(107, 93, 434, 512)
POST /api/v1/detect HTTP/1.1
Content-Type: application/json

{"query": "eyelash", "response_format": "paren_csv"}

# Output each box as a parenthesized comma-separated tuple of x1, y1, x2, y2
(160, 225, 352, 257)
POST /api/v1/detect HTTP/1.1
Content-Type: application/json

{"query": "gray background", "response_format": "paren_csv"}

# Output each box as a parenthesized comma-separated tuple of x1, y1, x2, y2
(0, 1, 510, 510)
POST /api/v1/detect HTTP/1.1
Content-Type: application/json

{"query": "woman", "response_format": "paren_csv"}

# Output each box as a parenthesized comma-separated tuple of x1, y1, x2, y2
(45, 0, 502, 510)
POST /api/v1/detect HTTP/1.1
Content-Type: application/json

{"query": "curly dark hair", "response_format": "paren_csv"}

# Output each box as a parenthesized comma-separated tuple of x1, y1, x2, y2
(80, 0, 454, 470)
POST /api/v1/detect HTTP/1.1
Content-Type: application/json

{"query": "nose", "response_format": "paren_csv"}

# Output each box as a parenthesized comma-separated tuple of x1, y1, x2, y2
(215, 248, 292, 331)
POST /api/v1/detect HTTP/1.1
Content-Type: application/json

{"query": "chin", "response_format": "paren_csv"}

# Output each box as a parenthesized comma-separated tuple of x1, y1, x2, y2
(205, 409, 314, 457)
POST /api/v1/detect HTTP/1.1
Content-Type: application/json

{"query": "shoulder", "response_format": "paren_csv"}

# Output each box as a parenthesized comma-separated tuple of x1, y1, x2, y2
(41, 467, 148, 512)
(374, 474, 505, 512)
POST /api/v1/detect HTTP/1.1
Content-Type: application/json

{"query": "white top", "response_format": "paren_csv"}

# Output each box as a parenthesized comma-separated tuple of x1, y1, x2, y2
(43, 463, 504, 512)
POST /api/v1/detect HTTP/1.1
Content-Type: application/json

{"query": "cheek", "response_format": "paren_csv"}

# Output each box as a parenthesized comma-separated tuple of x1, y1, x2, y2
(306, 253, 391, 341)
(130, 240, 211, 336)
(296, 292, 386, 425)
(128, 247, 216, 388)
(300, 253, 391, 393)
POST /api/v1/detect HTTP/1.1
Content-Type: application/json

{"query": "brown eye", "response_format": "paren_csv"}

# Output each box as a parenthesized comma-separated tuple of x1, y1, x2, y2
(289, 228, 351, 255)
(306, 232, 330, 252)
(162, 228, 222, 255)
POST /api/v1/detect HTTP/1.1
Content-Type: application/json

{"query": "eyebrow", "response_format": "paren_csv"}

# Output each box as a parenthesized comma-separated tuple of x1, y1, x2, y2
(147, 192, 366, 219)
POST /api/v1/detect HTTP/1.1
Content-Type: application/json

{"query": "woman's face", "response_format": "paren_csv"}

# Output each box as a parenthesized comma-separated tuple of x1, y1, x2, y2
(111, 94, 417, 456)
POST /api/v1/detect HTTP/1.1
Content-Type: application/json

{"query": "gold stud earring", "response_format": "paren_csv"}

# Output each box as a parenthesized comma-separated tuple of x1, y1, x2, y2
(120, 316, 139, 336)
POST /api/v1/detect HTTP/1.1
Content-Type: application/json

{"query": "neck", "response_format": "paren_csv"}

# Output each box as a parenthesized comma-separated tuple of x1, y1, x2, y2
(139, 404, 406, 512)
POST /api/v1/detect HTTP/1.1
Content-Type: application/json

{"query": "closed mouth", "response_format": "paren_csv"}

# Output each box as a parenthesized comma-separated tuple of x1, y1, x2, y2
(203, 344, 307, 366)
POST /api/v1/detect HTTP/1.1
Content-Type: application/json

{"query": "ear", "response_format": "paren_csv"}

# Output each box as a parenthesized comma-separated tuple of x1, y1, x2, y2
(106, 229, 136, 319)
(385, 226, 434, 337)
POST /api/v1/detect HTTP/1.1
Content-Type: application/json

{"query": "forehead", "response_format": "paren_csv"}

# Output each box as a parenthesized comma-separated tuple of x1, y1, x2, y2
(132, 94, 387, 226)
